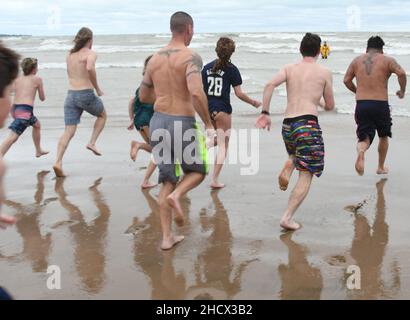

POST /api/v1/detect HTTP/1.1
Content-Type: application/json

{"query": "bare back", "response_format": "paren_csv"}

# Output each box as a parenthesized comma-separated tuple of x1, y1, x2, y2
(147, 46, 198, 117)
(349, 52, 393, 101)
(284, 61, 332, 118)
(14, 75, 42, 106)
(67, 48, 95, 90)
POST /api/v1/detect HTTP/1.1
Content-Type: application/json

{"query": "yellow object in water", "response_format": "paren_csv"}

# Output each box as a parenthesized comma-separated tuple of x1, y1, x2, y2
(321, 44, 330, 59)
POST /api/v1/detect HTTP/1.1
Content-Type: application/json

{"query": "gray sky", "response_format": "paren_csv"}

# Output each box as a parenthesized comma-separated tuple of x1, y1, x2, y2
(1, 0, 410, 35)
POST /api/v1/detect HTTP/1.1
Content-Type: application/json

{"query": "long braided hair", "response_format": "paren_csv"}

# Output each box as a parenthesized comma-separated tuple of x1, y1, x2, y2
(212, 37, 236, 73)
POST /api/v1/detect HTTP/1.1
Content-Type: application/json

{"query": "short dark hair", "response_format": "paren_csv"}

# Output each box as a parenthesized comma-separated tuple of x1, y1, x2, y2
(367, 36, 385, 50)
(0, 43, 20, 98)
(300, 33, 322, 57)
(170, 11, 193, 34)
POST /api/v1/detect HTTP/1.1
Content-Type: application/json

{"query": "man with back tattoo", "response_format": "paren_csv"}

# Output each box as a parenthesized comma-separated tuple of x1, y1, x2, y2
(344, 36, 407, 176)
(139, 12, 214, 250)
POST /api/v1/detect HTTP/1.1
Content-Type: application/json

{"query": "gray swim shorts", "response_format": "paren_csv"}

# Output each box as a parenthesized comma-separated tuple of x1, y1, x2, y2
(150, 112, 209, 185)
(64, 89, 104, 126)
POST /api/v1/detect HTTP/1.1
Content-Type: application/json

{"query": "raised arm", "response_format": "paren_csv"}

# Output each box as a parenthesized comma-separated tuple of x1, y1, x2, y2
(185, 52, 213, 130)
(322, 70, 335, 111)
(343, 60, 357, 94)
(389, 58, 407, 99)
(86, 52, 103, 96)
(37, 77, 46, 101)
(233, 85, 261, 108)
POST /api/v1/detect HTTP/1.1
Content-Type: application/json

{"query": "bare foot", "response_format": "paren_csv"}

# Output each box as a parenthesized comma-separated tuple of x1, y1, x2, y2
(210, 181, 225, 189)
(377, 167, 389, 175)
(36, 150, 49, 158)
(278, 160, 294, 191)
(355, 151, 365, 176)
(161, 235, 185, 251)
(280, 219, 301, 231)
(130, 141, 140, 162)
(53, 165, 66, 178)
(141, 181, 157, 189)
(167, 193, 185, 227)
(86, 144, 102, 156)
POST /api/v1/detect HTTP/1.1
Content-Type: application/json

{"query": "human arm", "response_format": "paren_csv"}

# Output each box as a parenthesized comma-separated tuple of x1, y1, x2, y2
(233, 85, 261, 108)
(185, 52, 213, 131)
(37, 77, 46, 101)
(127, 97, 135, 130)
(86, 52, 103, 96)
(389, 58, 407, 99)
(256, 67, 287, 131)
(343, 60, 357, 94)
(323, 70, 335, 111)
(139, 65, 156, 105)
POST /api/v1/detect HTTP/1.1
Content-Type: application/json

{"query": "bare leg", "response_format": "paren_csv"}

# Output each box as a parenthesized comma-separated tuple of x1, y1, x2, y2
(279, 156, 296, 191)
(130, 126, 152, 161)
(141, 160, 157, 189)
(32, 121, 49, 158)
(87, 110, 107, 156)
(159, 182, 184, 250)
(355, 138, 370, 176)
(211, 112, 231, 189)
(53, 125, 77, 177)
(0, 132, 19, 157)
(130, 141, 152, 161)
(167, 172, 205, 227)
(280, 171, 313, 231)
(377, 137, 389, 174)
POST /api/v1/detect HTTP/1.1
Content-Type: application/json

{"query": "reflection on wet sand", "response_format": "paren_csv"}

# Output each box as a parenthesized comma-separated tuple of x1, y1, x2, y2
(131, 190, 191, 300)
(347, 179, 400, 299)
(54, 177, 110, 294)
(4, 171, 57, 272)
(278, 232, 323, 300)
(187, 190, 256, 300)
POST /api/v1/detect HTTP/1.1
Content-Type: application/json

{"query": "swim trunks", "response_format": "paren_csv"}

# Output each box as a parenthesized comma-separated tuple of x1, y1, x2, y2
(150, 112, 209, 184)
(133, 88, 154, 131)
(64, 89, 104, 126)
(355, 100, 392, 145)
(282, 115, 325, 177)
(9, 104, 38, 136)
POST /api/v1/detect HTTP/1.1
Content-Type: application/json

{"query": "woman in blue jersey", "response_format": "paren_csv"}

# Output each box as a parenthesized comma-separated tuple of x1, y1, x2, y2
(202, 37, 261, 189)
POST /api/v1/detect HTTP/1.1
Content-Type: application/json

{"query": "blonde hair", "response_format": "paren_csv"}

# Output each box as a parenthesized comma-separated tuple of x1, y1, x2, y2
(71, 27, 93, 54)
(21, 57, 38, 76)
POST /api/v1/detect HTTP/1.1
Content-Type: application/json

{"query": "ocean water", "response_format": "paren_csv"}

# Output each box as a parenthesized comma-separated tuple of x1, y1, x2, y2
(1, 32, 409, 122)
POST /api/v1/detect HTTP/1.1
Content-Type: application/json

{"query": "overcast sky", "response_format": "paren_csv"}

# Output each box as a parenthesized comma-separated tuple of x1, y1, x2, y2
(1, 0, 410, 35)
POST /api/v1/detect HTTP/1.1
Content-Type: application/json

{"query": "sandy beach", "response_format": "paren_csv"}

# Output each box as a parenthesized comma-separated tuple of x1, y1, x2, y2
(0, 111, 409, 300)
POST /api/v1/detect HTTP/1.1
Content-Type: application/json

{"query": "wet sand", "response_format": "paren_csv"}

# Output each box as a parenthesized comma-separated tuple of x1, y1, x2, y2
(0, 113, 410, 300)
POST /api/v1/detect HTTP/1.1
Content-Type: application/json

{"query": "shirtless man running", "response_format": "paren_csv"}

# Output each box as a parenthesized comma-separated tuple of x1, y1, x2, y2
(256, 33, 335, 231)
(53, 27, 107, 177)
(344, 36, 406, 176)
(139, 12, 214, 250)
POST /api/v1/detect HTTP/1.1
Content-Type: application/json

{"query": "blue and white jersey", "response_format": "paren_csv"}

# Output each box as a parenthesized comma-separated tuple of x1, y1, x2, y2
(202, 60, 242, 114)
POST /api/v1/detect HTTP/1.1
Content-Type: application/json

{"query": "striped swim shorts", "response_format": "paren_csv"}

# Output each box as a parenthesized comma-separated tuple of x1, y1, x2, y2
(282, 114, 325, 177)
